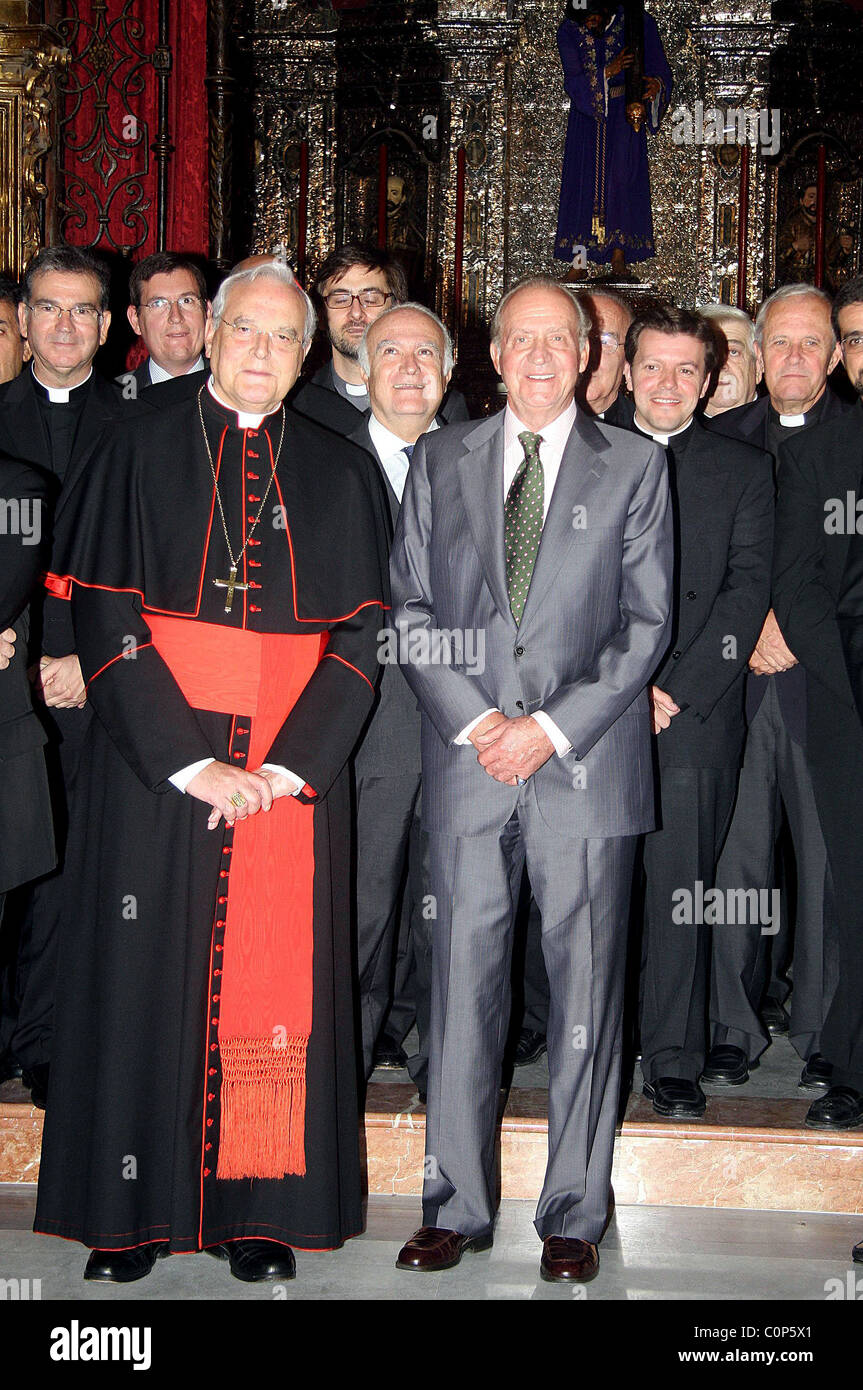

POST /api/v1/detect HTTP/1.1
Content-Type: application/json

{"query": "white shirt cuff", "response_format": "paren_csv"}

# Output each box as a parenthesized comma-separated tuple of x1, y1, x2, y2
(260, 763, 303, 795)
(169, 756, 216, 792)
(532, 710, 573, 757)
(454, 708, 499, 745)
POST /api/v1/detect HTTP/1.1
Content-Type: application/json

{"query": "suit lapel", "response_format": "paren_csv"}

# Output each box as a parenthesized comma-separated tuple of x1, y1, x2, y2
(518, 411, 610, 632)
(0, 370, 50, 466)
(457, 413, 512, 624)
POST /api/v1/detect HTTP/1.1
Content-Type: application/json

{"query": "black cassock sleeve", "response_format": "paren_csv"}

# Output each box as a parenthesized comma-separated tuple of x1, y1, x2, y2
(72, 584, 215, 792)
(265, 446, 391, 802)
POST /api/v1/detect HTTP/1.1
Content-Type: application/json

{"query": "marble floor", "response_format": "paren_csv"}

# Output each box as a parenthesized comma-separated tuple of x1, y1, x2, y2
(1, 1191, 860, 1302)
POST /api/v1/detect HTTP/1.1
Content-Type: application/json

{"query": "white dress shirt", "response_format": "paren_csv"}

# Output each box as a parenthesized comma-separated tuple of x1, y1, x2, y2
(148, 354, 205, 385)
(367, 413, 439, 502)
(455, 402, 578, 757)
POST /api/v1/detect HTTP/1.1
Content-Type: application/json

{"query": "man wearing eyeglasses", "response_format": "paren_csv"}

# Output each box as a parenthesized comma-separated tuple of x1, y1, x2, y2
(772, 276, 863, 1140)
(121, 252, 210, 398)
(575, 288, 635, 428)
(292, 245, 468, 434)
(0, 244, 141, 1109)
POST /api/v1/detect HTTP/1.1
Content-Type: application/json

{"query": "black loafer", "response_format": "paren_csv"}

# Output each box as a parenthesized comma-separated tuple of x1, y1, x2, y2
(701, 1045, 755, 1086)
(853, 1240, 863, 1265)
(805, 1086, 863, 1130)
(206, 1239, 296, 1282)
(643, 1077, 707, 1118)
(22, 1062, 49, 1109)
(514, 1030, 547, 1067)
(799, 1053, 833, 1092)
(0, 1052, 23, 1085)
(84, 1243, 169, 1283)
(760, 999, 789, 1035)
(373, 1044, 409, 1071)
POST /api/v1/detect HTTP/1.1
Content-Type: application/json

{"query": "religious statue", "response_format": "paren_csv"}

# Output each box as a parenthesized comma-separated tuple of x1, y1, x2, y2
(554, 1, 672, 280)
(777, 183, 819, 284)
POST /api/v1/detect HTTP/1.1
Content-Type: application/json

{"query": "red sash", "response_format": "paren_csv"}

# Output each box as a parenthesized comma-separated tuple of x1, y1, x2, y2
(147, 613, 325, 1180)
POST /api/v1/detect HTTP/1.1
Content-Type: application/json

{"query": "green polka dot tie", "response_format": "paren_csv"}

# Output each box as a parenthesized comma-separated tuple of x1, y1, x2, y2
(505, 431, 545, 625)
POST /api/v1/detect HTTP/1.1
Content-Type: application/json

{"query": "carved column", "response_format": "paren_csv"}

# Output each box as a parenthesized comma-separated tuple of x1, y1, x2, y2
(0, 0, 68, 275)
(689, 4, 790, 311)
(207, 0, 236, 269)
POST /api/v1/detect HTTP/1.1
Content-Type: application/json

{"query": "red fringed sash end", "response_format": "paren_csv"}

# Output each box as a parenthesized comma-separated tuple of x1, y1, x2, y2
(216, 1036, 308, 1180)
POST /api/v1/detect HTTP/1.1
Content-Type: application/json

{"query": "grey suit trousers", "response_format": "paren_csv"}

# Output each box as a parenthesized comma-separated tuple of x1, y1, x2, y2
(421, 791, 636, 1243)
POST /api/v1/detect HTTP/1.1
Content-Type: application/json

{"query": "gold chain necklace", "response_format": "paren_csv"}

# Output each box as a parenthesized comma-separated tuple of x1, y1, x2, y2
(197, 386, 286, 612)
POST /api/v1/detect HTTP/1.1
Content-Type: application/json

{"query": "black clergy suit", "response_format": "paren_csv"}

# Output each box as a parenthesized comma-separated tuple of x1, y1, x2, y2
(0, 457, 55, 905)
(706, 387, 849, 1063)
(635, 418, 774, 1085)
(34, 392, 389, 1252)
(0, 365, 142, 1070)
(292, 361, 470, 437)
(347, 414, 429, 1085)
(773, 401, 863, 1093)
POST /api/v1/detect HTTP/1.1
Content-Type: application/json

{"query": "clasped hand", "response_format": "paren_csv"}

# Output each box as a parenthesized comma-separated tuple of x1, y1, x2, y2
(749, 609, 797, 676)
(32, 653, 87, 709)
(470, 712, 554, 785)
(185, 762, 300, 830)
(0, 628, 15, 671)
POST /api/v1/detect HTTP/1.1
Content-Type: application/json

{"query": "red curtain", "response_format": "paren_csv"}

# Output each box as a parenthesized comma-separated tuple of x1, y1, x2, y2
(57, 1, 208, 259)
(167, 0, 208, 256)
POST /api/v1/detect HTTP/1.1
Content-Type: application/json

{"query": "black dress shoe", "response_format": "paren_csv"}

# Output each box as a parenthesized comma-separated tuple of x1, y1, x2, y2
(206, 1239, 296, 1282)
(643, 1077, 706, 1118)
(799, 1053, 832, 1092)
(372, 1044, 409, 1071)
(760, 999, 789, 1035)
(853, 1239, 863, 1264)
(805, 1086, 863, 1130)
(514, 1030, 547, 1066)
(84, 1243, 169, 1283)
(0, 1052, 23, 1085)
(701, 1045, 756, 1086)
(22, 1063, 49, 1109)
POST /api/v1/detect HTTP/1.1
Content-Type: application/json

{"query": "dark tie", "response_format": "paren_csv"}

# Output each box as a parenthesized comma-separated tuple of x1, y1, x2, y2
(505, 431, 544, 625)
(403, 443, 414, 461)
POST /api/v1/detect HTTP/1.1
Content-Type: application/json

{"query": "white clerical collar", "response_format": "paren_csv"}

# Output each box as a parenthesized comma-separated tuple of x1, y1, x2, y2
(32, 364, 92, 403)
(206, 376, 281, 430)
(778, 412, 806, 427)
(367, 412, 439, 461)
(504, 400, 577, 451)
(344, 380, 368, 397)
(634, 413, 694, 446)
(149, 354, 205, 385)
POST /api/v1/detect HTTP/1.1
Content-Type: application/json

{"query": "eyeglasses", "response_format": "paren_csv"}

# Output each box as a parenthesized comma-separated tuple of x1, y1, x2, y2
(27, 301, 102, 324)
(218, 318, 302, 352)
(140, 294, 204, 315)
(322, 289, 392, 310)
(598, 332, 622, 352)
(841, 333, 863, 352)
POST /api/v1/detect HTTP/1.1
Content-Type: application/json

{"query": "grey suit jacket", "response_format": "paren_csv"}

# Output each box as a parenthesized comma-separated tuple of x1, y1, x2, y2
(390, 409, 673, 837)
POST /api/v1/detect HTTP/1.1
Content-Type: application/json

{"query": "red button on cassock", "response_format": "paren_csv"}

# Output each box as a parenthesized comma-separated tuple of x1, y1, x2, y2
(207, 1118, 214, 1127)
(203, 1167, 211, 1176)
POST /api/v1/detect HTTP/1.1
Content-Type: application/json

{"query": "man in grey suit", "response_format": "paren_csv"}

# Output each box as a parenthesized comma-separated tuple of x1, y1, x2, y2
(390, 276, 673, 1282)
(349, 303, 452, 1085)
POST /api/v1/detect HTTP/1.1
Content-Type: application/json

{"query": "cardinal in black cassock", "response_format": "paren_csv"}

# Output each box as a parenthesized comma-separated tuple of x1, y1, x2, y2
(34, 264, 390, 1281)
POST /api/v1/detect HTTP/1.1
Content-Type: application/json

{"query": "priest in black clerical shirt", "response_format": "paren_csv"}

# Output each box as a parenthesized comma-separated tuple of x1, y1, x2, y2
(0, 245, 140, 1105)
(706, 284, 848, 1095)
(623, 305, 774, 1120)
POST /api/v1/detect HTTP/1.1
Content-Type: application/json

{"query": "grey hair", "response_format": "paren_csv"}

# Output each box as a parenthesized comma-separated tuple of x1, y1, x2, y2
(490, 275, 590, 350)
(211, 261, 316, 345)
(755, 283, 835, 347)
(698, 303, 757, 355)
(357, 301, 454, 376)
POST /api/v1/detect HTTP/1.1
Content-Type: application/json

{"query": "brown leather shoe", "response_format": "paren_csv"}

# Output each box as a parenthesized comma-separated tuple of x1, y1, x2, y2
(540, 1236, 599, 1283)
(396, 1225, 493, 1271)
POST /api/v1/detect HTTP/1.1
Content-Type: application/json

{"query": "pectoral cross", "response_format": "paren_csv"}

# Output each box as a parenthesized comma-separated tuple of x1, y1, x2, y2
(213, 566, 248, 613)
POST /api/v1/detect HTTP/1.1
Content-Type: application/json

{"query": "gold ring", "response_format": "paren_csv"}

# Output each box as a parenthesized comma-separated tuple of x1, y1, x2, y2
(229, 792, 247, 808)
